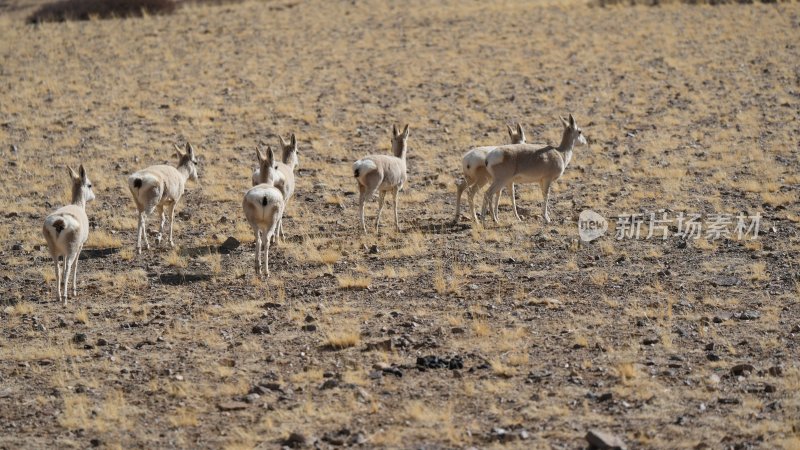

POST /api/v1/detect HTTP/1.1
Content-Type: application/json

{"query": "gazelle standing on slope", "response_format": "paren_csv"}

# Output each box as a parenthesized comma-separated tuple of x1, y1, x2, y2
(128, 143, 199, 254)
(481, 115, 587, 227)
(454, 123, 527, 223)
(42, 165, 95, 305)
(243, 146, 284, 276)
(352, 124, 409, 234)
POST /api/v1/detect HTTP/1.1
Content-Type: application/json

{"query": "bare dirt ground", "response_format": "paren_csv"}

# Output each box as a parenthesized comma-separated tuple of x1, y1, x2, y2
(1, 0, 799, 448)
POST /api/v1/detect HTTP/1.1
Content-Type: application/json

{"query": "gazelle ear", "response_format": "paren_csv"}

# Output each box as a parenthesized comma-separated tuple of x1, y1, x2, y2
(507, 124, 514, 137)
(568, 114, 576, 127)
(173, 144, 185, 159)
(279, 135, 289, 148)
(266, 145, 275, 165)
(559, 115, 569, 128)
(401, 124, 409, 139)
(256, 147, 265, 165)
(79, 164, 87, 181)
(186, 142, 195, 155)
(67, 165, 79, 180)
(517, 123, 525, 141)
(290, 133, 296, 148)
(392, 124, 399, 137)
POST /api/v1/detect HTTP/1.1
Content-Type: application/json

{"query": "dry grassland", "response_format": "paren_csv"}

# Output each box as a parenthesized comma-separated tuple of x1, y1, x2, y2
(0, 0, 799, 448)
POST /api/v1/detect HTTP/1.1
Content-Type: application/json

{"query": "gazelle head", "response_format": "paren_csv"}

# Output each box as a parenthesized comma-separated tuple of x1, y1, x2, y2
(174, 142, 199, 182)
(68, 164, 95, 206)
(256, 145, 279, 186)
(506, 123, 527, 144)
(559, 114, 587, 147)
(391, 124, 410, 158)
(278, 133, 299, 170)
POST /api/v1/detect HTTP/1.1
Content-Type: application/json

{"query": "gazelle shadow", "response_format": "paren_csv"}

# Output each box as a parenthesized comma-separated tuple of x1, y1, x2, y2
(80, 247, 120, 260)
(157, 272, 212, 286)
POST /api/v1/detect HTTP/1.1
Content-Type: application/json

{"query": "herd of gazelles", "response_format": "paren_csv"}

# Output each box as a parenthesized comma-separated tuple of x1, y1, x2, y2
(42, 114, 586, 304)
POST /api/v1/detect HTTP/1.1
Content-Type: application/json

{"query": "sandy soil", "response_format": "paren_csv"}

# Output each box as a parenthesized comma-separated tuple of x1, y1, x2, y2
(0, 0, 799, 448)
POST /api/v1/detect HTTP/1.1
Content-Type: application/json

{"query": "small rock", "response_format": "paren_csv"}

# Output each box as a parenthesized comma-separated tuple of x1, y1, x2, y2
(244, 393, 260, 403)
(349, 432, 367, 445)
(585, 429, 627, 450)
(737, 310, 760, 321)
(764, 384, 777, 393)
(322, 428, 351, 445)
(598, 392, 613, 402)
(768, 366, 783, 377)
(96, 338, 108, 346)
(320, 379, 339, 390)
(718, 397, 740, 405)
(711, 276, 740, 287)
(368, 245, 379, 254)
(283, 432, 307, 448)
(252, 324, 271, 335)
(451, 327, 465, 334)
(11, 243, 24, 252)
(72, 333, 87, 344)
(642, 337, 659, 345)
(304, 314, 316, 323)
(301, 324, 317, 332)
(363, 339, 392, 352)
(219, 236, 240, 252)
(90, 438, 101, 447)
(730, 364, 755, 376)
(706, 353, 720, 362)
(712, 315, 729, 323)
(217, 401, 248, 411)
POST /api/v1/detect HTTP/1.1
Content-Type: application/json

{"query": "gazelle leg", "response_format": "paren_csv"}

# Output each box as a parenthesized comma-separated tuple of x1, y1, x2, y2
(541, 180, 552, 223)
(392, 189, 401, 231)
(375, 191, 386, 233)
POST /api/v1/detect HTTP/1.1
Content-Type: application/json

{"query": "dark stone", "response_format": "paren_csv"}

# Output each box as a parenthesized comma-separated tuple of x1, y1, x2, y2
(301, 324, 317, 332)
(730, 364, 755, 376)
(598, 392, 613, 402)
(72, 333, 87, 344)
(252, 324, 271, 335)
(642, 337, 659, 345)
(416, 355, 464, 370)
(282, 432, 307, 448)
(320, 379, 339, 390)
(768, 366, 783, 377)
(219, 237, 240, 253)
(706, 353, 721, 362)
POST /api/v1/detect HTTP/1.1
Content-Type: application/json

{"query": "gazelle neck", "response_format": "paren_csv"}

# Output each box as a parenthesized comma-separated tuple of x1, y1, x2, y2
(393, 143, 407, 160)
(177, 162, 192, 182)
(71, 186, 86, 208)
(558, 132, 575, 164)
